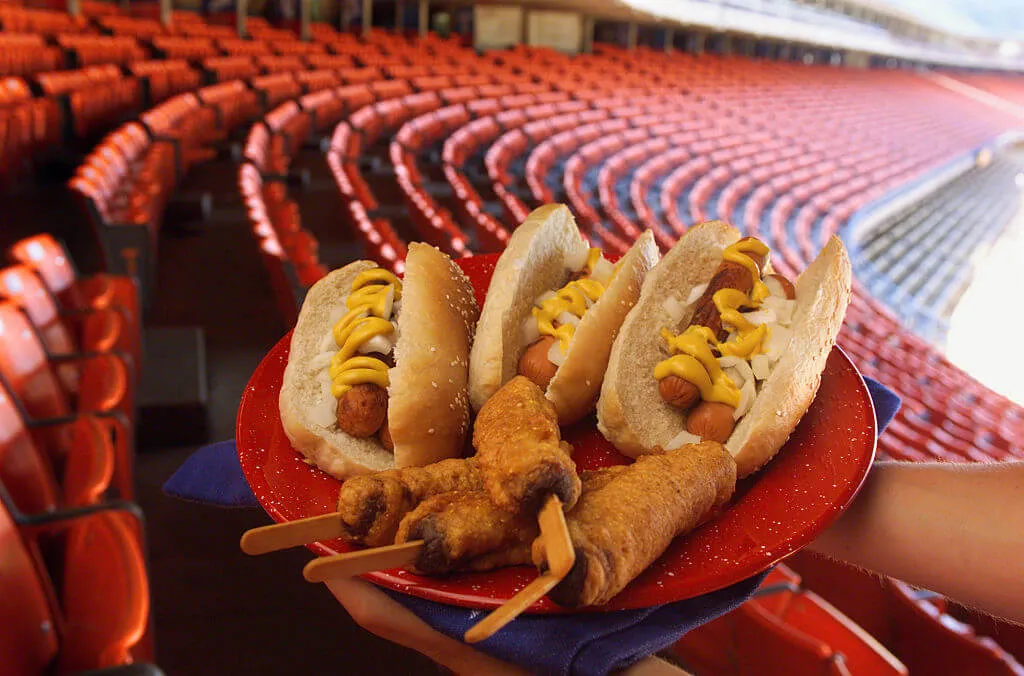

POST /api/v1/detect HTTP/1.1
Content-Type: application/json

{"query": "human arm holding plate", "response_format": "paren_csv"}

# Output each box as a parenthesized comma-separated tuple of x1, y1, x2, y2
(807, 460, 1024, 623)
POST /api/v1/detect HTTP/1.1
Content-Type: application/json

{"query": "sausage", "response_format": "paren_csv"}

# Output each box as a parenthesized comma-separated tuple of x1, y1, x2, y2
(659, 374, 700, 409)
(658, 238, 767, 411)
(687, 239, 767, 341)
(685, 401, 736, 443)
(336, 383, 388, 437)
(518, 335, 559, 391)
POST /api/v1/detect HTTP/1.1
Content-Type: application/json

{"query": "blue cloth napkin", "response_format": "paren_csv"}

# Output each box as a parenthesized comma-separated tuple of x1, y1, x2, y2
(164, 376, 900, 675)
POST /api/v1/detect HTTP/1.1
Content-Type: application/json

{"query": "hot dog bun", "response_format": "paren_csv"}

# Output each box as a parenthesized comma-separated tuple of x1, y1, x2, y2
(469, 204, 659, 424)
(597, 221, 851, 477)
(280, 243, 478, 479)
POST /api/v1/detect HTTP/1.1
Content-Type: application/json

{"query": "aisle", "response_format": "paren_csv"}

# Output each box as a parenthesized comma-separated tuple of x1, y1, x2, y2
(136, 155, 435, 675)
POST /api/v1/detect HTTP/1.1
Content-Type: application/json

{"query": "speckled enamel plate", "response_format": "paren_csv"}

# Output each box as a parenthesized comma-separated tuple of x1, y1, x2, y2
(237, 254, 876, 612)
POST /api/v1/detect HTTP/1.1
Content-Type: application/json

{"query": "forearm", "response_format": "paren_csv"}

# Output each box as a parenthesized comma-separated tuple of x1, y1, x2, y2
(808, 461, 1024, 623)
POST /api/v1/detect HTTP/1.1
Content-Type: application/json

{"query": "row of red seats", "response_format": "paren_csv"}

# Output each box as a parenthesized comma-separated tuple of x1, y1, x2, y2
(0, 75, 60, 185)
(0, 233, 152, 673)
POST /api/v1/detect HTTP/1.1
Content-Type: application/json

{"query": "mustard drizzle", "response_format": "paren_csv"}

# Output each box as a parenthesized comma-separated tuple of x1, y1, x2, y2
(654, 238, 774, 406)
(532, 248, 607, 352)
(328, 269, 401, 397)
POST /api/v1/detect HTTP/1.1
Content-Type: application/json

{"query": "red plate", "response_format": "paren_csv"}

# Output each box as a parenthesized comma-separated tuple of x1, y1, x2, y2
(238, 254, 876, 612)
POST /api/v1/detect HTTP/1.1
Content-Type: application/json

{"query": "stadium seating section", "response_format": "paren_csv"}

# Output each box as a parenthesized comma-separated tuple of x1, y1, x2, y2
(2, 4, 1024, 672)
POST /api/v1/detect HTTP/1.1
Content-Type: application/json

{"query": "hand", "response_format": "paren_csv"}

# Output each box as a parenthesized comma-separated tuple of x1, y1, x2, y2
(325, 576, 531, 676)
(326, 577, 692, 675)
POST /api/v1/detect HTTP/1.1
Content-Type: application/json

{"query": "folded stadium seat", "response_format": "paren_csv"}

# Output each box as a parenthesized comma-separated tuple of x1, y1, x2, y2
(0, 302, 134, 498)
(0, 5, 88, 34)
(298, 89, 343, 136)
(141, 94, 219, 176)
(216, 37, 271, 58)
(196, 81, 260, 134)
(8, 235, 141, 338)
(201, 55, 260, 83)
(0, 493, 153, 672)
(272, 41, 327, 57)
(0, 264, 136, 388)
(255, 55, 305, 75)
(0, 77, 61, 186)
(57, 34, 148, 68)
(69, 126, 176, 300)
(338, 67, 384, 85)
(150, 35, 217, 61)
(128, 59, 202, 106)
(295, 69, 340, 95)
(0, 33, 64, 77)
(250, 73, 302, 112)
(0, 381, 116, 514)
(97, 15, 166, 39)
(303, 54, 354, 71)
(888, 580, 1024, 674)
(36, 65, 143, 140)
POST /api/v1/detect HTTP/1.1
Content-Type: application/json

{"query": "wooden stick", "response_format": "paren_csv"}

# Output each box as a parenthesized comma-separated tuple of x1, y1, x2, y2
(240, 512, 345, 555)
(463, 570, 564, 644)
(463, 495, 574, 643)
(303, 540, 424, 582)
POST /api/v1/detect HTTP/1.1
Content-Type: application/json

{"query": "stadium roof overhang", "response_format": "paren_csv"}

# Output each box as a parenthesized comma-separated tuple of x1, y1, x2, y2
(450, 0, 1023, 70)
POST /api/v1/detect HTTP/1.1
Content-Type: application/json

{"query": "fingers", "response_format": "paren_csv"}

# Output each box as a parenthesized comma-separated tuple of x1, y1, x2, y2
(324, 577, 530, 676)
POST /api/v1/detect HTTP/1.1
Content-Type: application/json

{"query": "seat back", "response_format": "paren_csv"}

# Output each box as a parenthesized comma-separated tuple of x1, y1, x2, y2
(0, 382, 59, 515)
(0, 265, 77, 358)
(0, 302, 71, 424)
(8, 235, 87, 309)
(60, 510, 150, 671)
(0, 498, 59, 676)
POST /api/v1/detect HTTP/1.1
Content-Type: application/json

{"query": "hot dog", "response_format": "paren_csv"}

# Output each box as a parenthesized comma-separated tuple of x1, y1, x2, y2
(469, 204, 659, 424)
(279, 243, 479, 479)
(597, 221, 851, 478)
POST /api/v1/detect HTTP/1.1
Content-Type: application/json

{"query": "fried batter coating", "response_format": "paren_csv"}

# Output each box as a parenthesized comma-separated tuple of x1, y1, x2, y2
(336, 458, 481, 547)
(534, 442, 737, 607)
(395, 492, 536, 574)
(473, 376, 581, 513)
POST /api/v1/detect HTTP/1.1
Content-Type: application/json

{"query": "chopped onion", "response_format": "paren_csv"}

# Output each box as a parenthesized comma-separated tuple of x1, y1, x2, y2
(309, 351, 334, 372)
(555, 311, 580, 327)
(686, 283, 709, 305)
(763, 275, 787, 299)
(751, 354, 772, 380)
(762, 324, 792, 361)
(721, 357, 754, 387)
(392, 299, 402, 318)
(666, 428, 703, 449)
(547, 339, 567, 366)
(590, 257, 615, 286)
(734, 379, 757, 420)
(566, 245, 589, 272)
(741, 308, 776, 326)
(535, 290, 557, 306)
(724, 366, 744, 388)
(662, 295, 686, 325)
(520, 317, 540, 347)
(761, 296, 795, 325)
(358, 334, 393, 356)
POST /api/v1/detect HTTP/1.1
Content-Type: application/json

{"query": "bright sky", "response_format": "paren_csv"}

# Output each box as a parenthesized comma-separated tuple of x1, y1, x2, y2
(944, 172, 1024, 404)
(873, 0, 1024, 40)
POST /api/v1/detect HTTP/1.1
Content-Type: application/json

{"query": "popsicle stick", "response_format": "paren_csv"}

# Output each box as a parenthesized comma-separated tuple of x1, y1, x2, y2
(240, 512, 345, 555)
(463, 571, 563, 644)
(303, 540, 424, 582)
(464, 495, 575, 643)
(538, 495, 574, 576)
